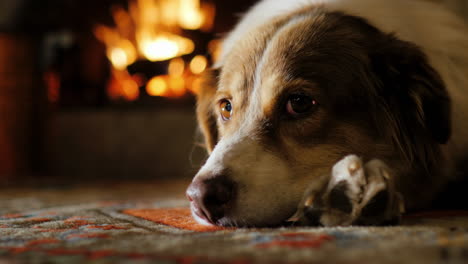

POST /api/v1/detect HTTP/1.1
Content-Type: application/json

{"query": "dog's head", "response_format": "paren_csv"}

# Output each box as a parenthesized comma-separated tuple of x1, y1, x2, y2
(187, 10, 451, 227)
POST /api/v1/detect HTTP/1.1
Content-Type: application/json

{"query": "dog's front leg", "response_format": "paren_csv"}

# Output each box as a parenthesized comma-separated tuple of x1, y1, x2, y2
(292, 155, 405, 226)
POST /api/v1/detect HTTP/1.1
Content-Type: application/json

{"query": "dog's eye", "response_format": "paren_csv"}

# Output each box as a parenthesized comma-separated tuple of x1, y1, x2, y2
(220, 99, 233, 121)
(286, 94, 318, 116)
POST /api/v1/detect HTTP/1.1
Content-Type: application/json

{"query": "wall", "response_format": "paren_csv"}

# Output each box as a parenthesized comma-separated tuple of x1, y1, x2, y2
(44, 108, 207, 180)
(0, 35, 36, 179)
(442, 0, 468, 18)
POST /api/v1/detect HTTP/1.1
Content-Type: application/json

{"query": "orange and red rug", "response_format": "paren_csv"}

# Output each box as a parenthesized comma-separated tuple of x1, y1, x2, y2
(1, 181, 468, 263)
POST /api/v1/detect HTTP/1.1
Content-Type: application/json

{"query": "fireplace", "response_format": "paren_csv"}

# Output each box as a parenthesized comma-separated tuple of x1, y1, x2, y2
(0, 0, 257, 181)
(90, 0, 217, 104)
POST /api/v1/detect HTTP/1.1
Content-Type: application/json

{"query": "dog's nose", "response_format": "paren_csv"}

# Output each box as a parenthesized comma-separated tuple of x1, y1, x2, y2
(186, 176, 236, 224)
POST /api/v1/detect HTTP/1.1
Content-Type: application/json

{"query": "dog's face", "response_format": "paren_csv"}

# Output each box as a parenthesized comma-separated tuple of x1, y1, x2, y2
(187, 10, 451, 227)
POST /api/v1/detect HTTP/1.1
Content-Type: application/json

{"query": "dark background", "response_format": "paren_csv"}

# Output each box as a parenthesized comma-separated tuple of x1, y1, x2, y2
(0, 0, 257, 183)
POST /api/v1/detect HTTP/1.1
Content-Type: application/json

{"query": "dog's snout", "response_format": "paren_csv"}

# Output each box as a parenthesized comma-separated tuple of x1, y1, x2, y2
(186, 175, 236, 224)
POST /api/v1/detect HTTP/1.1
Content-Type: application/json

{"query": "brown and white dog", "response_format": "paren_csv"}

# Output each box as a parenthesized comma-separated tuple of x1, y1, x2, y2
(186, 0, 468, 227)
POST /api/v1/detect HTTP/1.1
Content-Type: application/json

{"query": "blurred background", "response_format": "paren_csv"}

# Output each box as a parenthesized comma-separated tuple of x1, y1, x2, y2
(0, 0, 466, 184)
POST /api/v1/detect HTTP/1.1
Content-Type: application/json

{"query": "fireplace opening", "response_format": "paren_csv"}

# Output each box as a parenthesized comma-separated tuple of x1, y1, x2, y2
(0, 0, 256, 182)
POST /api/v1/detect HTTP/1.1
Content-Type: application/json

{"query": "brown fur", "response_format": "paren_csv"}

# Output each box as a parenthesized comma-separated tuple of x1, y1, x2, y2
(195, 8, 451, 226)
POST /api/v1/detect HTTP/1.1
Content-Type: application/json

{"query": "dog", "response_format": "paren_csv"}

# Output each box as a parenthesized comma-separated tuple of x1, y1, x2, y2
(186, 0, 468, 227)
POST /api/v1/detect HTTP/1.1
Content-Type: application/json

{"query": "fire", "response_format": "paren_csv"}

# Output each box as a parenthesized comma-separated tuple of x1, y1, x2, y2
(122, 79, 140, 101)
(140, 36, 180, 61)
(179, 0, 204, 30)
(208, 39, 222, 63)
(94, 0, 215, 100)
(107, 70, 142, 101)
(168, 57, 185, 76)
(109, 48, 128, 69)
(138, 33, 194, 62)
(94, 26, 137, 70)
(146, 76, 168, 96)
(146, 75, 186, 98)
(169, 76, 186, 97)
(190, 76, 203, 95)
(189, 55, 208, 74)
(108, 40, 137, 70)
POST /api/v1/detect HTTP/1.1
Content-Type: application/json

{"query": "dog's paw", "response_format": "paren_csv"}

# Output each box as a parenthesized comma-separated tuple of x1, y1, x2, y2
(291, 155, 405, 227)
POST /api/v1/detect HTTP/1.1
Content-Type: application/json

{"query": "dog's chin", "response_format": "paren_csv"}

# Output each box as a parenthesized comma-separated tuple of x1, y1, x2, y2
(190, 207, 294, 228)
(219, 217, 290, 228)
(191, 210, 216, 227)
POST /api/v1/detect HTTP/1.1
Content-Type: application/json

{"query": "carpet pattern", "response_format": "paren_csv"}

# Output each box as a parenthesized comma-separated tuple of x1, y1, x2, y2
(1, 181, 468, 264)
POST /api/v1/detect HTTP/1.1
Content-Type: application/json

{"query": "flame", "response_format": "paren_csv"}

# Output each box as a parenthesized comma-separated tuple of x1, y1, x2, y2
(108, 40, 137, 70)
(146, 75, 186, 98)
(168, 57, 185, 76)
(147, 76, 168, 96)
(140, 36, 179, 61)
(94, 26, 137, 70)
(168, 76, 186, 97)
(137, 33, 194, 62)
(122, 79, 140, 101)
(94, 0, 215, 99)
(208, 39, 222, 63)
(179, 0, 204, 30)
(95, 0, 205, 65)
(159, 0, 179, 27)
(190, 76, 203, 95)
(189, 55, 208, 74)
(108, 70, 141, 101)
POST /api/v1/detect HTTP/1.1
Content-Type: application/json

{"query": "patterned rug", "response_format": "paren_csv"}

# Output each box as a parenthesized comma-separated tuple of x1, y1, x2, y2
(1, 180, 468, 264)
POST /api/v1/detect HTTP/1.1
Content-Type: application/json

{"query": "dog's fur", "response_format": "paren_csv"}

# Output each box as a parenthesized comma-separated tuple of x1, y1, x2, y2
(190, 0, 468, 227)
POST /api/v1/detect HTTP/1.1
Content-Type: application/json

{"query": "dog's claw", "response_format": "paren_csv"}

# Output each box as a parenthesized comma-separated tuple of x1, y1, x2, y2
(294, 155, 405, 227)
(304, 195, 315, 207)
(348, 160, 361, 175)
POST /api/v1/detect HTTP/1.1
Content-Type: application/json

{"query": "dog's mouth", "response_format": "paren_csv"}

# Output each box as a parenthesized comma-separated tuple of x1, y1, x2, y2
(189, 199, 231, 226)
(191, 207, 216, 226)
(187, 180, 306, 227)
(215, 217, 297, 228)
(189, 201, 298, 228)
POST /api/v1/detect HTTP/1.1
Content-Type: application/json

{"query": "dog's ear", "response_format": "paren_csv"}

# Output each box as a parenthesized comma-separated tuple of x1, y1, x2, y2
(196, 68, 220, 153)
(371, 35, 451, 145)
